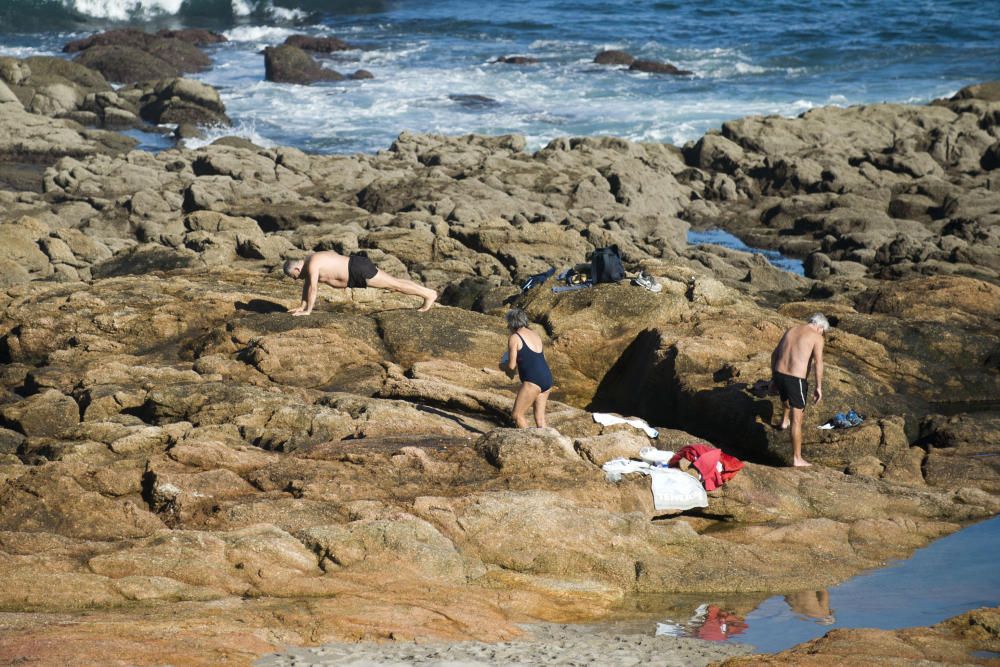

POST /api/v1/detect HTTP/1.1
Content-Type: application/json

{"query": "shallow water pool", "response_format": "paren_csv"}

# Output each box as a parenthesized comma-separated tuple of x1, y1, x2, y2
(688, 228, 805, 276)
(119, 128, 177, 153)
(658, 515, 1000, 652)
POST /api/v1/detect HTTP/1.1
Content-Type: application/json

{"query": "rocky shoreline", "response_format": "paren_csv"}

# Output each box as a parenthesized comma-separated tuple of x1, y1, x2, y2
(0, 31, 998, 665)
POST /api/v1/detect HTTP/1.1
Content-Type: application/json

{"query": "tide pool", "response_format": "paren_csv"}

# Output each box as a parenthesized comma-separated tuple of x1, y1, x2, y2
(657, 515, 1000, 652)
(688, 228, 805, 276)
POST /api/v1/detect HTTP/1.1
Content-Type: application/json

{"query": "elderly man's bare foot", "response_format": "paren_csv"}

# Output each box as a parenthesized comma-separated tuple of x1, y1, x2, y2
(792, 457, 812, 467)
(417, 289, 437, 312)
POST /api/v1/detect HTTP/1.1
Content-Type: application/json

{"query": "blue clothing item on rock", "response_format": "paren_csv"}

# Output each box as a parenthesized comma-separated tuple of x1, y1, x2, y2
(515, 332, 553, 392)
(520, 267, 555, 292)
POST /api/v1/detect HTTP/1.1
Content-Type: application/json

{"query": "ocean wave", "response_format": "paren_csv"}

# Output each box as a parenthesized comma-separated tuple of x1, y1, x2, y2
(356, 42, 429, 65)
(0, 45, 53, 58)
(73, 0, 184, 21)
(0, 0, 321, 32)
(223, 25, 298, 42)
(181, 120, 276, 150)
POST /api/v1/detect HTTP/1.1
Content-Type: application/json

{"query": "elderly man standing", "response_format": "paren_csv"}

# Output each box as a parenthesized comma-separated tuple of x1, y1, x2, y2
(771, 313, 829, 467)
(283, 251, 437, 314)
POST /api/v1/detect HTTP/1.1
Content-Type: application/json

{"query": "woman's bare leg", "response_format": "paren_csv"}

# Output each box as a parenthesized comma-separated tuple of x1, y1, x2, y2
(533, 389, 550, 428)
(366, 271, 438, 311)
(512, 382, 540, 428)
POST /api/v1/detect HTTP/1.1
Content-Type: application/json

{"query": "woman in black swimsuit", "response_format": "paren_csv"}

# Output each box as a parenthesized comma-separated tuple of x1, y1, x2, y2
(502, 308, 554, 428)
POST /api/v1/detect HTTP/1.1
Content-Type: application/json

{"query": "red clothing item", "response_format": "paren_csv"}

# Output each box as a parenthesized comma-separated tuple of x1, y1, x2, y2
(696, 605, 748, 641)
(669, 444, 744, 491)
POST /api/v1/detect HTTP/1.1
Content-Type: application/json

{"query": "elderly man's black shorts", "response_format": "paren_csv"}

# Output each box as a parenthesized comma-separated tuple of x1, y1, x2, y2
(347, 255, 378, 288)
(774, 371, 808, 410)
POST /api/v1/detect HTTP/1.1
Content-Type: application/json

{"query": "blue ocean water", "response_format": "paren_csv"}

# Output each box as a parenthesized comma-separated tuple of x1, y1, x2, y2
(1, 0, 998, 154)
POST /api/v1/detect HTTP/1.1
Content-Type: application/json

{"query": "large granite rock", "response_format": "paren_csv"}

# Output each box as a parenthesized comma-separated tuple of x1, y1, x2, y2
(136, 77, 230, 126)
(67, 29, 212, 84)
(264, 45, 345, 85)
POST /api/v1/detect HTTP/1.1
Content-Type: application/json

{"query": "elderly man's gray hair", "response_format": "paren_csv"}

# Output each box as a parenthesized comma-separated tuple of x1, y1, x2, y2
(808, 313, 830, 332)
(505, 308, 531, 332)
(282, 259, 302, 277)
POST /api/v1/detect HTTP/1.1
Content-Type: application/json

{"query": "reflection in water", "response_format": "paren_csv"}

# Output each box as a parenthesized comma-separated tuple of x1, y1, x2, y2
(784, 590, 836, 626)
(656, 604, 748, 641)
(727, 515, 1000, 653)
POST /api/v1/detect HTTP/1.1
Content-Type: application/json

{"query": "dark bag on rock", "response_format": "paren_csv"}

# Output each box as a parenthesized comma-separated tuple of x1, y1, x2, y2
(590, 245, 625, 283)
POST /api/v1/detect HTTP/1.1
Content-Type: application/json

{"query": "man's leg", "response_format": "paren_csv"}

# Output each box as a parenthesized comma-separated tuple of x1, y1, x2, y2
(512, 382, 540, 428)
(790, 407, 810, 467)
(533, 389, 550, 428)
(366, 271, 437, 311)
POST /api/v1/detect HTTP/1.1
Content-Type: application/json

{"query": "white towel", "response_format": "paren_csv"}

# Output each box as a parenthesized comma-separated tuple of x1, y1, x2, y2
(601, 458, 708, 511)
(649, 468, 708, 511)
(592, 412, 659, 438)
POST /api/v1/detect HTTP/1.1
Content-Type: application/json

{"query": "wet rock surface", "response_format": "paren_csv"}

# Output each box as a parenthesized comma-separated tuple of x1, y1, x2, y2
(65, 28, 214, 84)
(264, 45, 346, 85)
(0, 76, 997, 666)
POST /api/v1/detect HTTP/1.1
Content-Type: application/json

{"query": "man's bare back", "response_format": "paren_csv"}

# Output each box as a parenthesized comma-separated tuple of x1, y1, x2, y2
(772, 324, 824, 380)
(283, 251, 437, 314)
(298, 251, 352, 288)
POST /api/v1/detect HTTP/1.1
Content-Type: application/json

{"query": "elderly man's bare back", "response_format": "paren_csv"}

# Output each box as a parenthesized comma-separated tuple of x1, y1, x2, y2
(772, 324, 823, 379)
(283, 251, 437, 314)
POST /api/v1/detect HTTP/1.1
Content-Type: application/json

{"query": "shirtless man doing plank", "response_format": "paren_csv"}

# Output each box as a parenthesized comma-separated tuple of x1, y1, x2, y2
(283, 251, 437, 314)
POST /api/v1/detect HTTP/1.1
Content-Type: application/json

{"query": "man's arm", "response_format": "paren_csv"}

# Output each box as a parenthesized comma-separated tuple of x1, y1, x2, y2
(288, 285, 308, 314)
(768, 340, 780, 392)
(812, 335, 824, 403)
(293, 267, 319, 316)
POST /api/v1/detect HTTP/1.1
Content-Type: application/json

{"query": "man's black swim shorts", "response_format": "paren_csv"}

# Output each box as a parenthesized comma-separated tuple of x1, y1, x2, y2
(347, 255, 378, 288)
(774, 371, 808, 410)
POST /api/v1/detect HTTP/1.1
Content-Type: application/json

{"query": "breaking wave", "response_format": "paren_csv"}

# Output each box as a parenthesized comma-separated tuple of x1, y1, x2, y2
(0, 0, 388, 32)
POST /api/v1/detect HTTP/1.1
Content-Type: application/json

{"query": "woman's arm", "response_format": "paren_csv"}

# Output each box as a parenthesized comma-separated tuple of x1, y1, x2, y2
(507, 334, 519, 371)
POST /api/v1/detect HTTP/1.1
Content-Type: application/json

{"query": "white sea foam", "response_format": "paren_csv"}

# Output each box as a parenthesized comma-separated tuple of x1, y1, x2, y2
(231, 0, 254, 16)
(64, 0, 290, 20)
(269, 6, 308, 22)
(223, 25, 297, 43)
(0, 46, 51, 58)
(356, 42, 430, 65)
(529, 39, 591, 51)
(181, 120, 276, 150)
(69, 0, 185, 20)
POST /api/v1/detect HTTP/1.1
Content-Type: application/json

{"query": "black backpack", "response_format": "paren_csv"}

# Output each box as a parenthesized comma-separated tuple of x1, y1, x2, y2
(590, 245, 625, 284)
